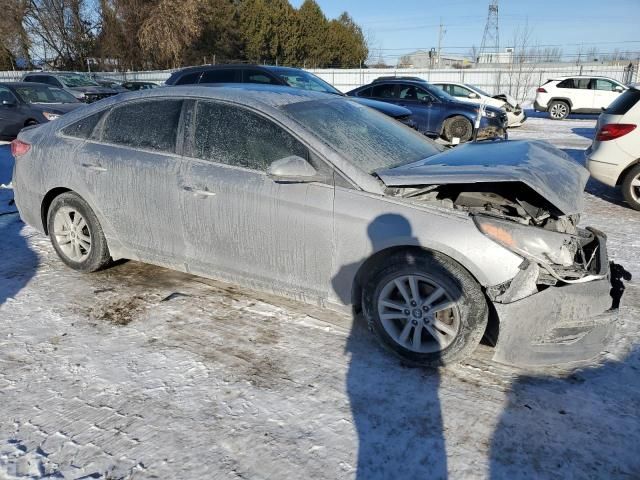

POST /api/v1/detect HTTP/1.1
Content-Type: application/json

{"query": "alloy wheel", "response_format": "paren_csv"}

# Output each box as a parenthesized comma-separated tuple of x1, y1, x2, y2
(53, 206, 92, 262)
(550, 103, 568, 119)
(377, 274, 461, 354)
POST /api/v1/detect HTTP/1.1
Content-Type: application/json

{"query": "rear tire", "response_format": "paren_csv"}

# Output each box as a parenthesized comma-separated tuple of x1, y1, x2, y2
(362, 250, 488, 367)
(548, 100, 570, 120)
(47, 192, 112, 272)
(621, 164, 640, 211)
(443, 116, 473, 143)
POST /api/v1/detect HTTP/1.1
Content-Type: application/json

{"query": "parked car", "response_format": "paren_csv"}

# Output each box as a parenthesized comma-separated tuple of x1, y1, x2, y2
(11, 85, 616, 367)
(432, 82, 526, 127)
(347, 77, 508, 143)
(164, 64, 417, 126)
(534, 76, 627, 120)
(587, 86, 640, 210)
(22, 72, 120, 103)
(90, 76, 127, 92)
(121, 81, 159, 91)
(0, 82, 83, 140)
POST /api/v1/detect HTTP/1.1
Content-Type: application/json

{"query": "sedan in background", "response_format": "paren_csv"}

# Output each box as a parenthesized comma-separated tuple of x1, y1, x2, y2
(12, 85, 617, 368)
(0, 82, 83, 140)
(348, 77, 508, 143)
(22, 72, 120, 103)
(587, 85, 640, 210)
(432, 81, 526, 127)
(121, 81, 159, 91)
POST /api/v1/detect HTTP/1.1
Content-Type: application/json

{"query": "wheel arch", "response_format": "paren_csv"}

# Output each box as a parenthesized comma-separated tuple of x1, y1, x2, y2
(548, 97, 573, 109)
(24, 118, 39, 127)
(616, 158, 640, 186)
(40, 187, 72, 234)
(439, 113, 474, 135)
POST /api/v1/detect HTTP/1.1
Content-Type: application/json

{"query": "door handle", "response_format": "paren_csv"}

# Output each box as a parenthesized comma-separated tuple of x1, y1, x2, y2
(81, 163, 108, 172)
(182, 186, 216, 197)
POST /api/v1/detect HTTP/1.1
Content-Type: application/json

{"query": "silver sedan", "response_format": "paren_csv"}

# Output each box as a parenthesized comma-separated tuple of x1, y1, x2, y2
(11, 85, 618, 367)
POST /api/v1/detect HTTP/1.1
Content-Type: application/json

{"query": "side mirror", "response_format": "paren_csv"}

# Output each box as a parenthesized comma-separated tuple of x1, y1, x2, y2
(267, 155, 323, 183)
(614, 85, 624, 93)
(468, 92, 479, 99)
(420, 96, 433, 104)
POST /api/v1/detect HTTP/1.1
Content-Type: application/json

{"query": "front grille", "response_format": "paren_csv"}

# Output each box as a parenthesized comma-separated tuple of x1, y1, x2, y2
(84, 93, 117, 103)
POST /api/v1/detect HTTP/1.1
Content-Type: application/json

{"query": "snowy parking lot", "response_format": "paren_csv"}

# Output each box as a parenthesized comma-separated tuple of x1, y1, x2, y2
(1, 112, 639, 479)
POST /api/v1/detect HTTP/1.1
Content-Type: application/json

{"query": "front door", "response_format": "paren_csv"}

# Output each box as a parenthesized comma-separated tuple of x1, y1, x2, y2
(395, 85, 446, 136)
(0, 87, 23, 138)
(179, 100, 335, 300)
(75, 98, 186, 265)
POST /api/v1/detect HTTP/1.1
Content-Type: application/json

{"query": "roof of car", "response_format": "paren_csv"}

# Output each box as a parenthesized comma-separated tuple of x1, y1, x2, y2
(549, 75, 622, 81)
(0, 81, 51, 88)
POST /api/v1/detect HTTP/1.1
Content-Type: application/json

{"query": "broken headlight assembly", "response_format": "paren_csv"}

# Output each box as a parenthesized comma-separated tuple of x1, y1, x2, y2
(474, 216, 605, 284)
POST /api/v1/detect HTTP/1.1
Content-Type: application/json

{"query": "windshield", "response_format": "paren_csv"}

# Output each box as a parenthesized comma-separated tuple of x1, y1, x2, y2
(59, 74, 100, 87)
(15, 85, 79, 104)
(272, 68, 342, 95)
(283, 99, 442, 174)
(469, 85, 492, 97)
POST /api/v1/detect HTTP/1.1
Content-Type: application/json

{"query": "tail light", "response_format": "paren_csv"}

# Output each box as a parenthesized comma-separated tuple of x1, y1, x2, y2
(10, 139, 31, 157)
(596, 123, 637, 141)
(536, 87, 547, 93)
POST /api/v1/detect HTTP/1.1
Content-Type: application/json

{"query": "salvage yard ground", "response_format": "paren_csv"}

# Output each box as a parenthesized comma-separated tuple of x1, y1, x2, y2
(1, 112, 639, 479)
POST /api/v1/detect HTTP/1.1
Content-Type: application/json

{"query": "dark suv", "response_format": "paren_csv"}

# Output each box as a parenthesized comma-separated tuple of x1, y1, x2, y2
(165, 65, 417, 127)
(347, 77, 507, 143)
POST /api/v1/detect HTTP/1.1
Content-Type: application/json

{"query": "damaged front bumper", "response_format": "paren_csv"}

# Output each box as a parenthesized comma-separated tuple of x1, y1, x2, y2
(489, 229, 617, 367)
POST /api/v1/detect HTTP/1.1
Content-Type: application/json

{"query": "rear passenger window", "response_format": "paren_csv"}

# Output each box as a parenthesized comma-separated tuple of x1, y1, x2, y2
(175, 72, 202, 85)
(101, 100, 183, 153)
(192, 101, 308, 171)
(200, 69, 239, 83)
(61, 111, 105, 139)
(372, 84, 397, 99)
(557, 79, 574, 89)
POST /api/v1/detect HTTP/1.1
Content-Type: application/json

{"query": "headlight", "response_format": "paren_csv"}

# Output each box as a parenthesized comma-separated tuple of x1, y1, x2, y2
(474, 216, 576, 267)
(482, 109, 497, 118)
(42, 112, 61, 121)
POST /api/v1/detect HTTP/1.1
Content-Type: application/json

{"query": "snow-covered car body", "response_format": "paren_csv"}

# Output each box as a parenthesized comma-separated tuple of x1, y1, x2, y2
(432, 82, 526, 127)
(12, 85, 617, 366)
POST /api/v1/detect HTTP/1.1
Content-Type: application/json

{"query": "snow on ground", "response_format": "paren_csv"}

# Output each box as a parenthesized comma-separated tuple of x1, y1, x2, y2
(0, 117, 639, 479)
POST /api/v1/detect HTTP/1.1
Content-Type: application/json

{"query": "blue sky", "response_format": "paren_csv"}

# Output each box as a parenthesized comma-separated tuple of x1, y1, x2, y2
(290, 0, 640, 62)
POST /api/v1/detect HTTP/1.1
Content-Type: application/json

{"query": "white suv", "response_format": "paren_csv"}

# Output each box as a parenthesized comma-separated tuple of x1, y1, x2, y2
(534, 76, 627, 120)
(587, 86, 640, 210)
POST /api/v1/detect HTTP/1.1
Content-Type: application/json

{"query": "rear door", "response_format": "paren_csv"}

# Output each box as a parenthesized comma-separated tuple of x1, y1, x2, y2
(179, 100, 335, 298)
(592, 78, 623, 110)
(558, 78, 593, 111)
(74, 98, 186, 264)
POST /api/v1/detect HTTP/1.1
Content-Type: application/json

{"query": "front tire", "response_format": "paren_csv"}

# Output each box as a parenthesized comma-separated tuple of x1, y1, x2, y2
(621, 164, 640, 211)
(362, 250, 488, 367)
(548, 100, 570, 120)
(443, 116, 473, 143)
(47, 192, 112, 272)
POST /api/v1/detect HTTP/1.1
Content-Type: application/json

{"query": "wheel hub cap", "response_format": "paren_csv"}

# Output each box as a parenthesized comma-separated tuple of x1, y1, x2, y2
(53, 207, 92, 262)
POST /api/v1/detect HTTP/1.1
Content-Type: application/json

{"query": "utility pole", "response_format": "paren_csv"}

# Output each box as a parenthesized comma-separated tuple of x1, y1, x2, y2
(437, 18, 446, 67)
(479, 0, 500, 64)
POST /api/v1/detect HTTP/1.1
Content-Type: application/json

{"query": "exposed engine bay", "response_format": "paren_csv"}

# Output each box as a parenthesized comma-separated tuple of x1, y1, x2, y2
(388, 181, 605, 300)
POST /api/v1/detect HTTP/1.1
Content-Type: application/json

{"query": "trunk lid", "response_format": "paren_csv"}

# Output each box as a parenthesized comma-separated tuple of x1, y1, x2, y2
(376, 140, 589, 215)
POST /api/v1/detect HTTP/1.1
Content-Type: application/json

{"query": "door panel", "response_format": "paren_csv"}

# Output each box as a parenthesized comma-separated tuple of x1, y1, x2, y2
(592, 79, 621, 110)
(180, 100, 335, 299)
(395, 85, 445, 135)
(180, 161, 334, 297)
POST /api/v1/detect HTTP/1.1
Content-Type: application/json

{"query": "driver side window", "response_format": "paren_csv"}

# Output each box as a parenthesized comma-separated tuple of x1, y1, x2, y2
(192, 101, 309, 172)
(450, 85, 472, 97)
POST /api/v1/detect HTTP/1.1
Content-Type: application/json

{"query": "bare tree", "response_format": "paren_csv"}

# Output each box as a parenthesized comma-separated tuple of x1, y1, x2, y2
(505, 23, 538, 102)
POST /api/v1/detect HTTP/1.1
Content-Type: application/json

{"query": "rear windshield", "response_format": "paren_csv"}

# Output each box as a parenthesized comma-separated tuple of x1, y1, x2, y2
(605, 88, 640, 115)
(15, 85, 78, 104)
(283, 98, 442, 174)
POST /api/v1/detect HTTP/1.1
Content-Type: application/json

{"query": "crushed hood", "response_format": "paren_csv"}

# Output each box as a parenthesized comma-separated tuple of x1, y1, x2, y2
(492, 93, 519, 107)
(376, 140, 589, 215)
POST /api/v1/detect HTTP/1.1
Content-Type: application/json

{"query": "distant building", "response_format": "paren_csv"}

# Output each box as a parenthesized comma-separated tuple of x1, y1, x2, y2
(478, 47, 514, 64)
(398, 49, 470, 68)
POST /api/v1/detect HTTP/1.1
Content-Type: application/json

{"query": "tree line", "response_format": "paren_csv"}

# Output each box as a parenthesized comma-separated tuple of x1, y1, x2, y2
(0, 0, 369, 71)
